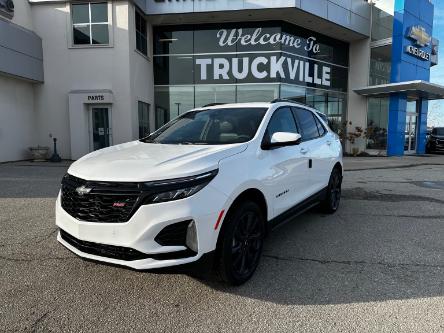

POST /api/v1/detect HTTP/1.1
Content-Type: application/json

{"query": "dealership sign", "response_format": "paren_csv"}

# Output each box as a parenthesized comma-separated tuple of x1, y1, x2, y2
(196, 56, 331, 87)
(217, 28, 322, 54)
(405, 25, 432, 61)
(193, 28, 336, 88)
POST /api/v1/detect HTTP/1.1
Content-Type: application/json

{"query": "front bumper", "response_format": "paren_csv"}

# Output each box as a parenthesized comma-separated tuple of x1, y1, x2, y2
(56, 184, 228, 270)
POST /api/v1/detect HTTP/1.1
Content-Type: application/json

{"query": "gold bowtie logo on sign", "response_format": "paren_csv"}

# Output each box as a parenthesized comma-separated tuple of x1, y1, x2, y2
(407, 26, 432, 48)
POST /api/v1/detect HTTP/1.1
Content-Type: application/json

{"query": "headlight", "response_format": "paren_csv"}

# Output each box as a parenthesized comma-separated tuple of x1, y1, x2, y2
(142, 170, 218, 204)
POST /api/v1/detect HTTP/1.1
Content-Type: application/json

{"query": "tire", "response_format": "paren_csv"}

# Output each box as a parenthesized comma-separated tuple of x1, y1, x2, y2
(320, 167, 342, 214)
(217, 201, 265, 285)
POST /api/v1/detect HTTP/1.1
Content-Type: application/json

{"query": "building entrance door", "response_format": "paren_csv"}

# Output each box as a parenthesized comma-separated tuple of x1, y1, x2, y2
(90, 107, 112, 151)
(404, 100, 418, 154)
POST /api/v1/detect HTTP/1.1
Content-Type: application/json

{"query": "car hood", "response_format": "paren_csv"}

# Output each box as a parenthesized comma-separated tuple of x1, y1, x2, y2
(68, 141, 247, 182)
(430, 134, 444, 139)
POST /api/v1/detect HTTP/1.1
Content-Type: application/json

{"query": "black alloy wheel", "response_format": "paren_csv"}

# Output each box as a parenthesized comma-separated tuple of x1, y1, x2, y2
(320, 167, 342, 214)
(217, 201, 265, 285)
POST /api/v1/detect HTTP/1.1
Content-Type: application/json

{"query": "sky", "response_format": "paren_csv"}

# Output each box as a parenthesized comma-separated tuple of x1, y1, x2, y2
(429, 1, 444, 126)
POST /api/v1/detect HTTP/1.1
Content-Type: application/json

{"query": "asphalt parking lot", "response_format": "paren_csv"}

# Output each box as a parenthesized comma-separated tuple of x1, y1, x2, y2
(1, 156, 444, 332)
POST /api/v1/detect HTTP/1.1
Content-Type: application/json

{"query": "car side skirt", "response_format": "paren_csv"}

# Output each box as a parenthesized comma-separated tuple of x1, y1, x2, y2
(268, 186, 328, 231)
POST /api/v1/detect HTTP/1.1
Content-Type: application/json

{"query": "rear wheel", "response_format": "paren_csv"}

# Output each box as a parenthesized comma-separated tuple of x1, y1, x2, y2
(217, 201, 265, 285)
(320, 167, 342, 214)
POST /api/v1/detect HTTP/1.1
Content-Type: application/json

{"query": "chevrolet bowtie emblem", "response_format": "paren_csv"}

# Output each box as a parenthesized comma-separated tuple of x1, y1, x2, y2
(407, 26, 431, 48)
(75, 185, 92, 196)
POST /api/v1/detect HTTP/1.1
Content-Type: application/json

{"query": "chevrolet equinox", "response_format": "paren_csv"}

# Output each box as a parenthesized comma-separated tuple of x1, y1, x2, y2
(56, 100, 343, 285)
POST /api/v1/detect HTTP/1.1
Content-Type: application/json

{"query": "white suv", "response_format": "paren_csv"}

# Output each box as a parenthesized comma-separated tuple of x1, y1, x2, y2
(56, 100, 343, 285)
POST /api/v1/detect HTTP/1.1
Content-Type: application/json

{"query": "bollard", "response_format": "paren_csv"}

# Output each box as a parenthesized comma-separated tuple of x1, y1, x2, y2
(49, 138, 62, 163)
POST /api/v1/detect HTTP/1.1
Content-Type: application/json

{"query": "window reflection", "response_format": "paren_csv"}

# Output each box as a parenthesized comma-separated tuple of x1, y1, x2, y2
(194, 85, 236, 107)
(154, 23, 348, 128)
(367, 97, 389, 150)
(370, 45, 392, 85)
(155, 86, 195, 129)
(237, 84, 279, 103)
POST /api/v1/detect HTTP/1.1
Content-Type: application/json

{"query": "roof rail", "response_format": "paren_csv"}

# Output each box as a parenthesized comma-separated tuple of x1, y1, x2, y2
(202, 103, 227, 107)
(270, 98, 308, 107)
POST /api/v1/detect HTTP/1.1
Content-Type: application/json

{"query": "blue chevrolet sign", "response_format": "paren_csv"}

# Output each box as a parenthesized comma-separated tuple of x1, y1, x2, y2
(387, 0, 435, 156)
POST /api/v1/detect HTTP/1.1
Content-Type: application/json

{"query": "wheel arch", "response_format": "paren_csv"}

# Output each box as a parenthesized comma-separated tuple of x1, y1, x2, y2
(215, 188, 268, 252)
(333, 161, 343, 175)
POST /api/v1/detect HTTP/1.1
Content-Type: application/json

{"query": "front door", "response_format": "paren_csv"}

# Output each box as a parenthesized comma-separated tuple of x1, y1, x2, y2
(404, 100, 418, 154)
(91, 107, 112, 151)
(259, 107, 310, 217)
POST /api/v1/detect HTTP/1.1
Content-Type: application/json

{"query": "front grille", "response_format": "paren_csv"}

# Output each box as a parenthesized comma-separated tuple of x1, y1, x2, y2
(60, 229, 196, 261)
(61, 174, 141, 223)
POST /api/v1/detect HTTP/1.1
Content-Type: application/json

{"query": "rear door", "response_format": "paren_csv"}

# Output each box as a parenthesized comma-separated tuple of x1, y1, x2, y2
(292, 107, 330, 194)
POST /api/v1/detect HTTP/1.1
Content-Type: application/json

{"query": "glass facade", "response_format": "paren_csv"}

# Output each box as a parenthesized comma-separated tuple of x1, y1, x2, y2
(153, 22, 349, 128)
(369, 45, 392, 85)
(367, 1, 395, 151)
(366, 97, 389, 150)
(371, 0, 394, 41)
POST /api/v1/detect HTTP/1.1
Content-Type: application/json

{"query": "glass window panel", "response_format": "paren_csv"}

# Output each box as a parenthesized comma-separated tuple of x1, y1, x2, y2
(366, 97, 388, 150)
(72, 4, 89, 24)
(138, 101, 150, 138)
(294, 108, 319, 140)
(73, 25, 90, 45)
(154, 30, 193, 55)
(267, 107, 299, 138)
(154, 56, 194, 85)
(369, 45, 392, 85)
(371, 4, 394, 41)
(280, 84, 306, 104)
(195, 85, 236, 108)
(237, 84, 279, 103)
(91, 24, 109, 44)
(91, 3, 108, 23)
(194, 29, 236, 54)
(154, 86, 195, 128)
(282, 22, 349, 66)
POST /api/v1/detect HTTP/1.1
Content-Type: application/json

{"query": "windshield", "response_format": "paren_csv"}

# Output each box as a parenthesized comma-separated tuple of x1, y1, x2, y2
(432, 128, 444, 136)
(141, 107, 268, 145)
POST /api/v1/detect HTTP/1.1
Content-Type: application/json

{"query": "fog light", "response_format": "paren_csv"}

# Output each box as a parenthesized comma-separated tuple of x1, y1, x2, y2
(185, 220, 198, 252)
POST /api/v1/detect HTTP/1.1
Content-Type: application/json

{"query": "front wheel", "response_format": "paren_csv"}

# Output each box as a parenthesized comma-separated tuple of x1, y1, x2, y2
(217, 201, 265, 285)
(320, 167, 342, 214)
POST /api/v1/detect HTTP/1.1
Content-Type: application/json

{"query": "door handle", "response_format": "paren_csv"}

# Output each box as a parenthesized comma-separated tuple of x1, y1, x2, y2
(300, 148, 308, 154)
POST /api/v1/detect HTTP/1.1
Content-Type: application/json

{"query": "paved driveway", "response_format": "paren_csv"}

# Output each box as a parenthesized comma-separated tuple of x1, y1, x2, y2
(1, 158, 443, 332)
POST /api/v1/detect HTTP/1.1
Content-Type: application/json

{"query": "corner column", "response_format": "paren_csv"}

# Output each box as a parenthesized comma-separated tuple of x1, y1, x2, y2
(387, 92, 407, 156)
(416, 99, 428, 154)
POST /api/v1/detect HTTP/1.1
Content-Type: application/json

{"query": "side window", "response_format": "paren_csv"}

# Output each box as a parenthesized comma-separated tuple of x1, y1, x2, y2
(314, 115, 326, 136)
(266, 107, 299, 140)
(135, 9, 148, 56)
(72, 2, 110, 46)
(293, 108, 320, 141)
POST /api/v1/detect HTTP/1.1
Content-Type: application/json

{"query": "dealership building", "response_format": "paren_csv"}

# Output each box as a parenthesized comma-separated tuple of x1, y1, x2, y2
(0, 0, 442, 162)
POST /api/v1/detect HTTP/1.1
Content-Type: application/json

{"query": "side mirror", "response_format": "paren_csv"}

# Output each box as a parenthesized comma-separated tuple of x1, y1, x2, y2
(262, 132, 302, 150)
